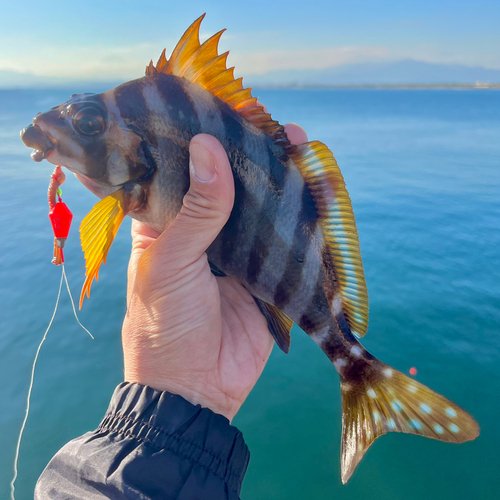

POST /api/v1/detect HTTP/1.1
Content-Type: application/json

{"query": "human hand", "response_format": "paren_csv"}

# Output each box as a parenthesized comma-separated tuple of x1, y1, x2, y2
(122, 124, 308, 422)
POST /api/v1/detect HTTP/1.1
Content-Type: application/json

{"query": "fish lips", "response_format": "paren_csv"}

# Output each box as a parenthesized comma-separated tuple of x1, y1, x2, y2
(20, 124, 55, 162)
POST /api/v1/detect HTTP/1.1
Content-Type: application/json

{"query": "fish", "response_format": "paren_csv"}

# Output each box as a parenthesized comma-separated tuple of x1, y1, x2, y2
(20, 15, 479, 483)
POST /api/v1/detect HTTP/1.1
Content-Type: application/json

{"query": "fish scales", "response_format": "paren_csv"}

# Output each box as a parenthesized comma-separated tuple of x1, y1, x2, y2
(20, 15, 479, 485)
(149, 70, 342, 366)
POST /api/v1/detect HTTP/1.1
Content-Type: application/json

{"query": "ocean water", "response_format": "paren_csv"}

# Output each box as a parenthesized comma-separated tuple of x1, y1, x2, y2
(0, 87, 498, 499)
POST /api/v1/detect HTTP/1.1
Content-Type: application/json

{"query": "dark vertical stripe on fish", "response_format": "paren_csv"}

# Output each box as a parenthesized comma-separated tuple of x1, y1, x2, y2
(246, 156, 289, 284)
(274, 183, 318, 309)
(246, 214, 281, 285)
(217, 162, 253, 267)
(151, 74, 202, 137)
(298, 274, 332, 333)
(74, 94, 109, 182)
(114, 80, 150, 130)
(320, 247, 356, 341)
(214, 98, 256, 267)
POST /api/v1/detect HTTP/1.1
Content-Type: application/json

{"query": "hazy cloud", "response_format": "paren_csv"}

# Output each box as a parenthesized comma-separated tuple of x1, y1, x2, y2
(0, 41, 171, 82)
(0, 39, 498, 85)
(230, 46, 392, 75)
(0, 43, 393, 81)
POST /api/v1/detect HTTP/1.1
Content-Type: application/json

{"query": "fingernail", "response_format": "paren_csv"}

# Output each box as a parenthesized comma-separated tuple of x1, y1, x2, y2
(190, 143, 216, 182)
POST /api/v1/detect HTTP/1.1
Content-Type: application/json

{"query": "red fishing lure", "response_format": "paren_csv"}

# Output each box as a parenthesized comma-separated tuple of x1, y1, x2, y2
(48, 166, 72, 265)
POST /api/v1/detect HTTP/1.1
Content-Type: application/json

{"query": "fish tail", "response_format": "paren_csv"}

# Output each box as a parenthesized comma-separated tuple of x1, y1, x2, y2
(334, 346, 480, 483)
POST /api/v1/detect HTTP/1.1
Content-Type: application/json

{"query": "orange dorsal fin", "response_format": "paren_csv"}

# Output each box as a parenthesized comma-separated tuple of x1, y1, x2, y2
(79, 190, 125, 309)
(146, 15, 289, 146)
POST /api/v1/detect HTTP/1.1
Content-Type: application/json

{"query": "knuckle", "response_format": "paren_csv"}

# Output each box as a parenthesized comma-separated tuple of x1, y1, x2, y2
(181, 189, 229, 221)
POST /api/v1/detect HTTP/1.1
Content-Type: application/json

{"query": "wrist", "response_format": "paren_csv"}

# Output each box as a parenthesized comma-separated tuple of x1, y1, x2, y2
(123, 363, 240, 422)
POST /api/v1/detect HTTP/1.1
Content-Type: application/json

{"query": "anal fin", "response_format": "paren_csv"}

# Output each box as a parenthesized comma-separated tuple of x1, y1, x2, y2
(208, 263, 293, 353)
(209, 262, 226, 277)
(79, 190, 126, 308)
(255, 299, 293, 354)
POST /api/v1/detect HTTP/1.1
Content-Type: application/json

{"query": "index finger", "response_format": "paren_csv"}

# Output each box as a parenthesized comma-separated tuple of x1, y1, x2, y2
(284, 123, 308, 145)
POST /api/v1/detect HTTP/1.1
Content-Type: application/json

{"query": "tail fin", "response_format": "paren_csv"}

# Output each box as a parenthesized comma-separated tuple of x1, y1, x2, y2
(340, 360, 479, 484)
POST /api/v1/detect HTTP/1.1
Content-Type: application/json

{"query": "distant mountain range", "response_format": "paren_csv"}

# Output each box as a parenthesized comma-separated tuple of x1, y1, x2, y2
(245, 60, 500, 87)
(0, 70, 57, 87)
(1, 60, 499, 89)
(0, 70, 118, 90)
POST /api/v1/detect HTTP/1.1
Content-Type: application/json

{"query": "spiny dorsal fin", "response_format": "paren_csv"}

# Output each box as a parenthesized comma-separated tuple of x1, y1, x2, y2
(291, 141, 369, 337)
(146, 15, 289, 147)
(79, 190, 125, 309)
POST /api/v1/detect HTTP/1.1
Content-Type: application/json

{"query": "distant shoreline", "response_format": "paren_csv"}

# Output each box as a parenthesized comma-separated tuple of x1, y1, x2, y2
(251, 83, 500, 90)
(0, 82, 499, 91)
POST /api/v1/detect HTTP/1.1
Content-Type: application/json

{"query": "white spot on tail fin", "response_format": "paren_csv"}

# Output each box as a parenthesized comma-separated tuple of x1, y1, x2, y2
(373, 411, 380, 422)
(446, 408, 457, 418)
(351, 345, 363, 357)
(410, 419, 422, 430)
(408, 384, 417, 393)
(420, 403, 432, 414)
(388, 419, 396, 430)
(383, 368, 393, 378)
(367, 389, 377, 399)
(434, 424, 444, 434)
(449, 424, 460, 433)
(391, 400, 403, 412)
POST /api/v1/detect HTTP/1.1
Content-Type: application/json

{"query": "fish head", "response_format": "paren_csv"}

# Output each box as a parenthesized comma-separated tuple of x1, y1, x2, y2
(20, 85, 155, 199)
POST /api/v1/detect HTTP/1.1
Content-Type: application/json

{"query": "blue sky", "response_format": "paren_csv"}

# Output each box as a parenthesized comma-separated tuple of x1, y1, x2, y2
(0, 0, 499, 83)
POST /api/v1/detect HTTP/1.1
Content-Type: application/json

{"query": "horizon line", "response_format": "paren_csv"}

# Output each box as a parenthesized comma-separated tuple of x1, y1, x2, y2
(1, 83, 499, 91)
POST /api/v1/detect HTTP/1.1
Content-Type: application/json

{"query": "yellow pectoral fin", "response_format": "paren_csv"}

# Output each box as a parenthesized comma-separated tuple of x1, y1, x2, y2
(79, 190, 126, 309)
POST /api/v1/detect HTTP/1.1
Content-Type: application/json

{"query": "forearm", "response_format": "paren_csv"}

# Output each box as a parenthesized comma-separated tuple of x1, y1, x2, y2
(35, 382, 250, 499)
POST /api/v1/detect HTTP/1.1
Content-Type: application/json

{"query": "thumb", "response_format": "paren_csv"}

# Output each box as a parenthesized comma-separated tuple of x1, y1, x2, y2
(150, 133, 235, 269)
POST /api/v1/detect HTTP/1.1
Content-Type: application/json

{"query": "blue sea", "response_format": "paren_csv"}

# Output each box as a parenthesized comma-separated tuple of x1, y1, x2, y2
(0, 87, 498, 499)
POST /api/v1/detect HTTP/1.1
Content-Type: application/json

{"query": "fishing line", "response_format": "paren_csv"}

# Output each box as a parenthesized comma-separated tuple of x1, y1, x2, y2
(62, 264, 94, 340)
(10, 268, 63, 500)
(10, 264, 94, 500)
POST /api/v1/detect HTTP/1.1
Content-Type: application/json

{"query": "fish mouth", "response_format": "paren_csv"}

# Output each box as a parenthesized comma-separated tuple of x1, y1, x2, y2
(20, 124, 55, 162)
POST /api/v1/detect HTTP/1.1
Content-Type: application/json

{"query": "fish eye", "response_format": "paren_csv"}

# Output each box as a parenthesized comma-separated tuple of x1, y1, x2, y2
(73, 107, 105, 136)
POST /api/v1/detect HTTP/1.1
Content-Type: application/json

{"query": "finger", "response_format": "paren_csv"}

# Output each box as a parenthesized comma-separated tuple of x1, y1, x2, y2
(257, 105, 308, 146)
(146, 133, 235, 271)
(284, 123, 308, 145)
(131, 219, 161, 241)
(127, 220, 162, 304)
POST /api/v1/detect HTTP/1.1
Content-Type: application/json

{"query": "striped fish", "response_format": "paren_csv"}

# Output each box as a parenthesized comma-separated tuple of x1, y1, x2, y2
(20, 15, 479, 483)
